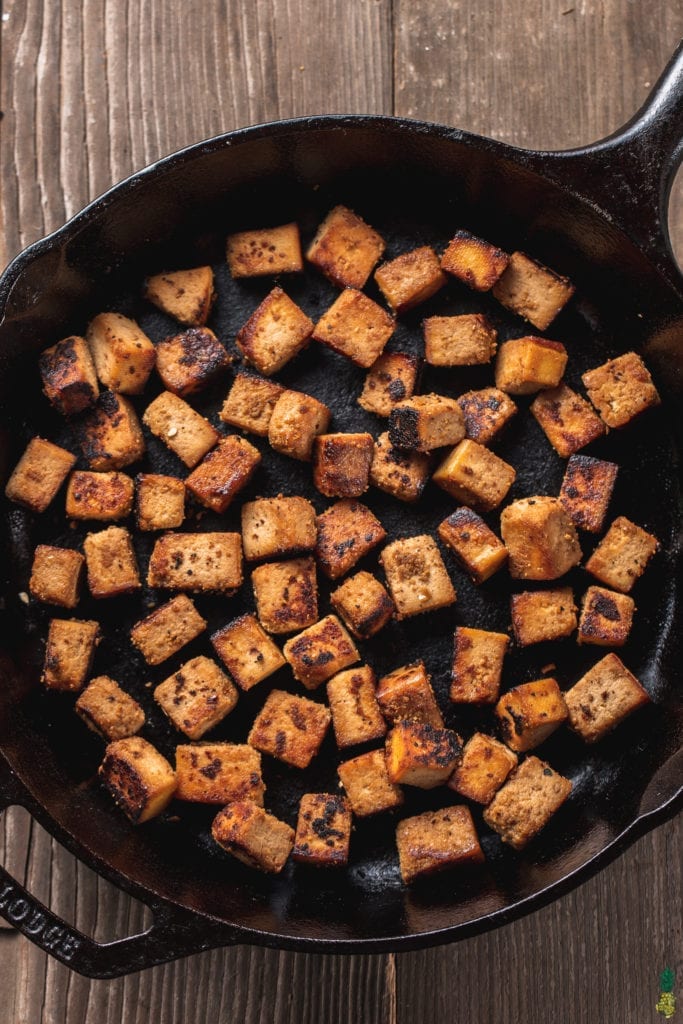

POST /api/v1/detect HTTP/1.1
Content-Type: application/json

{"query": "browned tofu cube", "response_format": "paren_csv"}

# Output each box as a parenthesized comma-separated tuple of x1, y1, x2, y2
(313, 289, 395, 368)
(155, 327, 230, 396)
(492, 251, 575, 331)
(423, 314, 498, 366)
(100, 737, 176, 824)
(211, 614, 286, 691)
(252, 557, 318, 634)
(241, 495, 317, 562)
(338, 749, 403, 817)
(227, 223, 303, 278)
(130, 595, 206, 665)
(83, 526, 140, 598)
(65, 471, 134, 521)
(440, 230, 509, 291)
(268, 389, 331, 461)
(236, 287, 314, 376)
(564, 653, 650, 743)
(585, 516, 659, 593)
(326, 665, 386, 748)
(142, 391, 219, 468)
(39, 336, 99, 416)
(500, 496, 582, 580)
(449, 733, 518, 804)
(433, 440, 516, 512)
(248, 689, 331, 768)
(292, 793, 352, 867)
(330, 571, 394, 639)
(75, 676, 145, 741)
(511, 587, 577, 646)
(283, 614, 360, 690)
(312, 432, 374, 498)
(494, 336, 567, 395)
(154, 655, 238, 738)
(437, 508, 508, 584)
(582, 351, 660, 428)
(376, 661, 444, 728)
(5, 438, 76, 513)
(379, 535, 456, 619)
(531, 385, 605, 458)
(495, 678, 568, 752)
(369, 432, 431, 503)
(558, 455, 619, 533)
(81, 391, 145, 471)
(388, 394, 465, 452)
(220, 373, 285, 436)
(578, 586, 635, 647)
(135, 473, 185, 531)
(457, 388, 517, 446)
(175, 743, 264, 804)
(315, 499, 386, 580)
(29, 545, 84, 609)
(483, 756, 572, 849)
(306, 205, 385, 289)
(86, 312, 156, 395)
(212, 801, 294, 873)
(385, 722, 462, 788)
(374, 246, 446, 313)
(396, 806, 484, 884)
(185, 435, 261, 513)
(357, 351, 422, 417)
(144, 266, 216, 326)
(42, 618, 100, 691)
(450, 627, 509, 704)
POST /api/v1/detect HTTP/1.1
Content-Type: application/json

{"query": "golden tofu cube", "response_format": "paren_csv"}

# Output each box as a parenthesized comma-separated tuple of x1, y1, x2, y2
(450, 627, 509, 704)
(29, 545, 85, 609)
(578, 585, 635, 647)
(5, 438, 76, 513)
(227, 223, 303, 277)
(220, 373, 285, 436)
(39, 336, 99, 416)
(531, 384, 605, 458)
(283, 614, 360, 690)
(369, 432, 431, 503)
(376, 661, 444, 728)
(144, 266, 216, 326)
(154, 655, 238, 738)
(433, 439, 516, 512)
(185, 435, 261, 512)
(83, 526, 140, 598)
(437, 507, 508, 584)
(100, 737, 176, 824)
(135, 473, 185, 531)
(582, 351, 660, 428)
(511, 587, 577, 646)
(312, 432, 374, 498)
(236, 287, 313, 376)
(252, 556, 318, 634)
(396, 805, 484, 884)
(81, 391, 145, 471)
(483, 756, 572, 849)
(42, 618, 100, 691)
(175, 743, 264, 804)
(306, 205, 385, 289)
(326, 665, 386, 748)
(86, 312, 155, 395)
(357, 351, 422, 417)
(315, 499, 386, 580)
(457, 388, 517, 446)
(75, 676, 145, 741)
(585, 516, 659, 593)
(495, 678, 568, 752)
(65, 471, 134, 521)
(330, 570, 394, 639)
(248, 689, 331, 768)
(211, 613, 286, 691)
(130, 595, 206, 666)
(212, 801, 295, 873)
(379, 535, 456, 619)
(268, 389, 331, 461)
(449, 733, 518, 804)
(385, 721, 463, 788)
(142, 391, 219, 468)
(155, 327, 229, 397)
(558, 455, 618, 533)
(292, 793, 352, 867)
(374, 246, 446, 313)
(492, 251, 575, 331)
(494, 336, 567, 395)
(241, 495, 317, 562)
(338, 749, 403, 817)
(388, 394, 465, 452)
(313, 289, 395, 368)
(565, 653, 650, 743)
(440, 230, 509, 290)
(424, 313, 497, 366)
(500, 496, 582, 580)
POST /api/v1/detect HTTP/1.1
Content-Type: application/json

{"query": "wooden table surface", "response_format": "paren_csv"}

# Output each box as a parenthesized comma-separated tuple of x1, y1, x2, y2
(1, 2, 682, 1021)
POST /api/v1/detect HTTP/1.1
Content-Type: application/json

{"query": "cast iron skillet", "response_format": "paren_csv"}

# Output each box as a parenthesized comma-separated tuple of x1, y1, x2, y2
(0, 45, 682, 979)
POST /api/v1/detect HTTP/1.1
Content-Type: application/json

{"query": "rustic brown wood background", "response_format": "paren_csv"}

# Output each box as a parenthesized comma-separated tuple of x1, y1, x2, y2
(1, 1, 681, 1021)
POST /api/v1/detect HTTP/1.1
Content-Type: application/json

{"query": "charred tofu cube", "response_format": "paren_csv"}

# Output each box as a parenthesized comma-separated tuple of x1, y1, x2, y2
(577, 586, 635, 647)
(312, 432, 374, 498)
(389, 394, 465, 452)
(397, 807, 484, 884)
(531, 385, 605, 458)
(175, 743, 264, 804)
(492, 251, 575, 330)
(357, 351, 422, 417)
(42, 618, 100, 691)
(185, 435, 261, 513)
(495, 678, 568, 752)
(306, 205, 385, 289)
(252, 557, 318, 634)
(81, 391, 145, 471)
(241, 495, 317, 562)
(338, 749, 403, 816)
(564, 653, 650, 743)
(144, 266, 216, 326)
(484, 756, 572, 849)
(450, 627, 509, 704)
(211, 614, 286, 691)
(155, 327, 229, 397)
(457, 388, 517, 446)
(283, 614, 359, 690)
(330, 571, 394, 639)
(440, 230, 509, 290)
(39, 336, 99, 416)
(65, 471, 134, 521)
(449, 733, 518, 804)
(142, 391, 219, 468)
(268, 389, 331, 461)
(511, 587, 577, 646)
(437, 508, 508, 584)
(220, 373, 285, 436)
(5, 438, 76, 513)
(385, 722, 462, 788)
(293, 793, 352, 867)
(130, 595, 206, 665)
(582, 351, 660, 428)
(326, 665, 386, 748)
(135, 473, 185, 531)
(374, 246, 446, 313)
(559, 455, 619, 533)
(29, 545, 84, 609)
(248, 689, 331, 768)
(100, 737, 176, 824)
(379, 535, 456, 619)
(154, 655, 238, 738)
(227, 223, 303, 277)
(313, 289, 395, 368)
(212, 801, 294, 873)
(423, 314, 498, 366)
(86, 312, 155, 395)
(495, 336, 567, 395)
(376, 661, 444, 728)
(369, 432, 431, 503)
(315, 499, 386, 580)
(236, 287, 313, 376)
(585, 516, 659, 593)
(433, 440, 516, 512)
(83, 526, 140, 598)
(500, 496, 582, 580)
(75, 676, 145, 740)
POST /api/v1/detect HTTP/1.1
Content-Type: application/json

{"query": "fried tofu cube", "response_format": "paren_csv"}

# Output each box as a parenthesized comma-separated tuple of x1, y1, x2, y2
(39, 335, 99, 416)
(369, 432, 431, 503)
(449, 733, 518, 804)
(379, 535, 456, 619)
(293, 793, 352, 867)
(268, 389, 331, 461)
(248, 689, 331, 768)
(457, 388, 517, 446)
(252, 557, 318, 634)
(155, 327, 230, 397)
(313, 289, 395, 368)
(312, 432, 374, 498)
(357, 351, 422, 417)
(100, 737, 176, 824)
(212, 801, 294, 873)
(81, 391, 145, 471)
(582, 351, 660, 428)
(227, 223, 303, 277)
(75, 676, 145, 740)
(440, 230, 509, 290)
(492, 251, 575, 331)
(531, 385, 605, 458)
(494, 336, 567, 395)
(338, 749, 403, 817)
(585, 516, 659, 593)
(326, 665, 386, 748)
(388, 394, 465, 452)
(500, 496, 582, 580)
(564, 653, 650, 743)
(283, 614, 359, 690)
(130, 595, 206, 665)
(484, 756, 572, 849)
(135, 473, 185, 531)
(211, 614, 286, 691)
(577, 586, 635, 647)
(65, 471, 134, 521)
(241, 495, 317, 562)
(433, 440, 516, 512)
(330, 571, 394, 639)
(175, 743, 264, 804)
(154, 656, 238, 738)
(306, 205, 385, 289)
(185, 435, 261, 512)
(385, 722, 462, 788)
(83, 526, 140, 598)
(423, 314, 498, 366)
(396, 806, 484, 884)
(450, 627, 509, 704)
(374, 246, 446, 313)
(511, 587, 577, 646)
(558, 455, 619, 533)
(29, 545, 85, 609)
(5, 438, 76, 513)
(376, 661, 444, 728)
(220, 373, 285, 436)
(148, 532, 243, 599)
(144, 266, 216, 326)
(495, 678, 568, 752)
(142, 391, 219, 468)
(437, 508, 508, 584)
(42, 618, 100, 691)
(315, 499, 386, 580)
(86, 312, 156, 395)
(236, 287, 313, 376)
